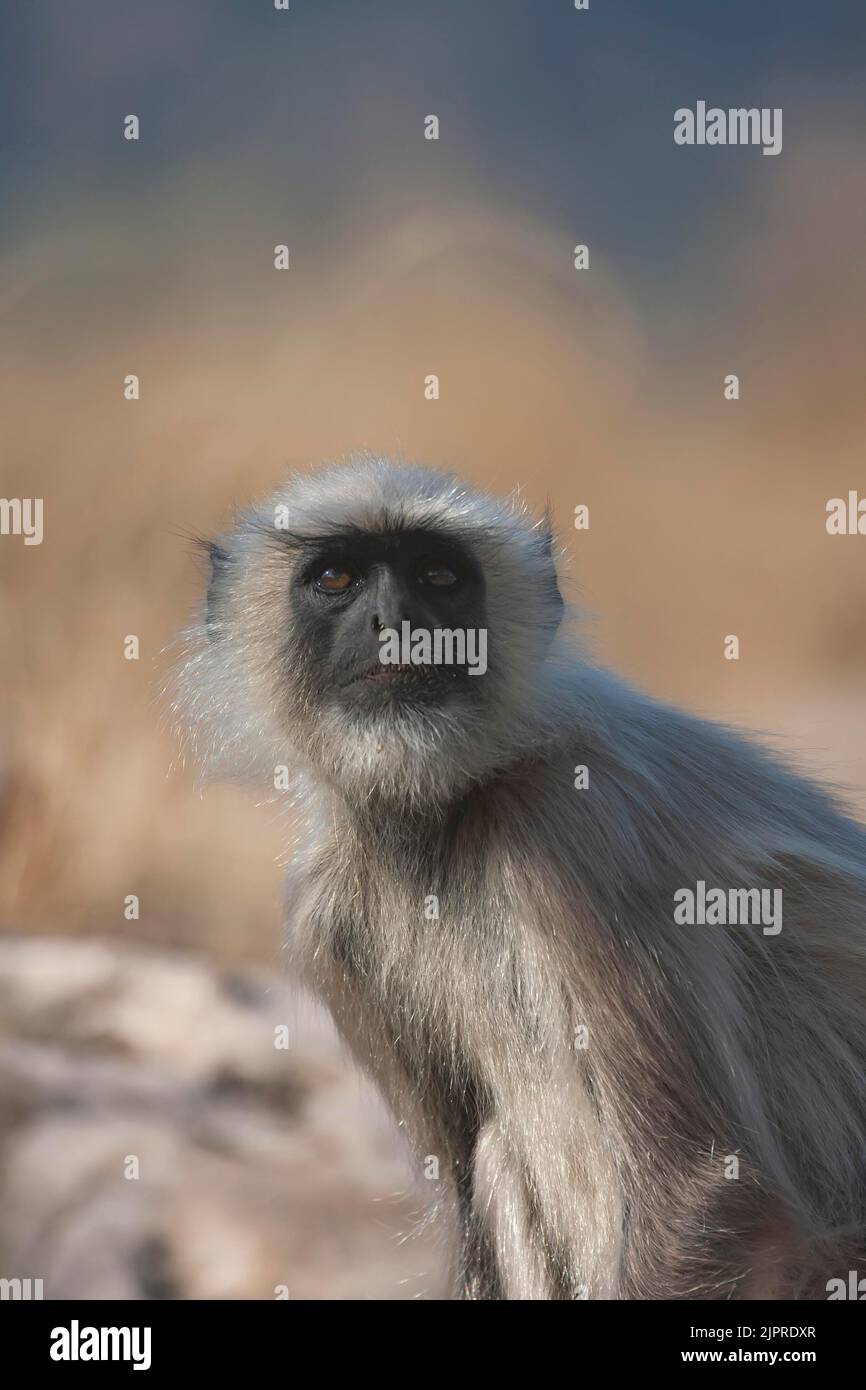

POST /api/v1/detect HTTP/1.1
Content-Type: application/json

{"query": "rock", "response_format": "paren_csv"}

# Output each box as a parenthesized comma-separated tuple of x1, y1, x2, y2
(0, 936, 447, 1299)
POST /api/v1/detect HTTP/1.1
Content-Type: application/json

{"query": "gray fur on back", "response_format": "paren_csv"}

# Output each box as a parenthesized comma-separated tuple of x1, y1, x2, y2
(174, 455, 866, 1298)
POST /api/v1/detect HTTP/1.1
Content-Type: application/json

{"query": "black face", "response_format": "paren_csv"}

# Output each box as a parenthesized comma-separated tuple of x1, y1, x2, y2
(288, 528, 487, 713)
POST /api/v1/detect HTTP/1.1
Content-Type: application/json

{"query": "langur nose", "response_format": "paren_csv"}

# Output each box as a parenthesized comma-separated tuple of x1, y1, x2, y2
(371, 612, 410, 632)
(371, 604, 412, 633)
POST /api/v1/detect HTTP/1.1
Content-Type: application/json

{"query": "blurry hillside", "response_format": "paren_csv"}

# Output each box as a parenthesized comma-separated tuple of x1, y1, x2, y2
(2, 5, 866, 953)
(3, 153, 866, 949)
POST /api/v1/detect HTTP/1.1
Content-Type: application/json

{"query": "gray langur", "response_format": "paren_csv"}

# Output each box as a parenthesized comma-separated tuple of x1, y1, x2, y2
(175, 455, 866, 1300)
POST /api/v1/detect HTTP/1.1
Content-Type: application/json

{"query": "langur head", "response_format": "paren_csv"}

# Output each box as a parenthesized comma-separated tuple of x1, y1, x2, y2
(177, 456, 565, 809)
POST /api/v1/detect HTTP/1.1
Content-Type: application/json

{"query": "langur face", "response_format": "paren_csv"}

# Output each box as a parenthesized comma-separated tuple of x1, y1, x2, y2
(197, 461, 562, 800)
(287, 527, 488, 720)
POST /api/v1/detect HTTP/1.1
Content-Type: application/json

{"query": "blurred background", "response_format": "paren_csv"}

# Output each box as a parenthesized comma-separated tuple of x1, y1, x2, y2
(1, 0, 864, 1298)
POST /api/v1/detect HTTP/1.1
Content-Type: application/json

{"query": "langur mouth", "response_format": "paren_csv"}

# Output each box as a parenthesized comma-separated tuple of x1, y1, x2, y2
(339, 661, 469, 700)
(364, 663, 436, 682)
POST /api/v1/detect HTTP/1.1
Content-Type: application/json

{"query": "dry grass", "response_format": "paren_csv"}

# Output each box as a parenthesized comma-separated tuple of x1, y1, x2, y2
(2, 142, 866, 965)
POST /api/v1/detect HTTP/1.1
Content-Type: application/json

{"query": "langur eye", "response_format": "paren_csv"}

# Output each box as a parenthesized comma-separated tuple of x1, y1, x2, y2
(421, 565, 458, 588)
(316, 566, 354, 593)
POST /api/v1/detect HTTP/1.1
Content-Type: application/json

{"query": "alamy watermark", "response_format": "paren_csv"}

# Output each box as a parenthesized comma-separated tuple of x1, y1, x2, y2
(0, 1276, 44, 1299)
(674, 881, 782, 936)
(674, 102, 782, 157)
(378, 621, 488, 676)
(826, 492, 866, 535)
(0, 497, 43, 545)
(827, 1271, 866, 1299)
(50, 1320, 152, 1371)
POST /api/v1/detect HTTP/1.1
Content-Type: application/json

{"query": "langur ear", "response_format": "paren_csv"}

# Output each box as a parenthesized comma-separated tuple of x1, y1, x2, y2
(537, 515, 564, 633)
(206, 542, 232, 639)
